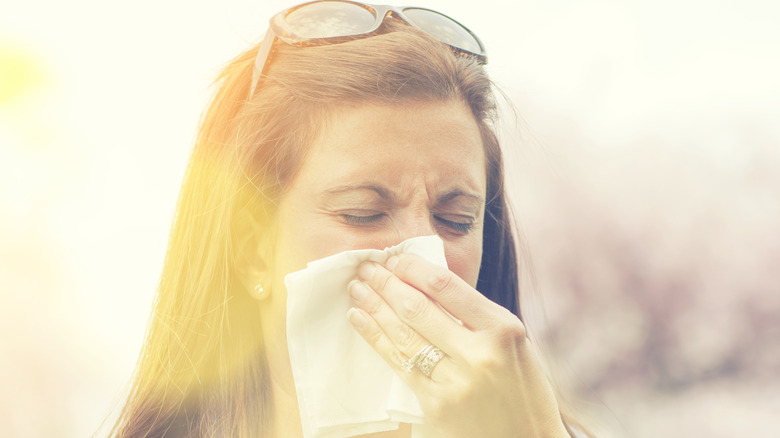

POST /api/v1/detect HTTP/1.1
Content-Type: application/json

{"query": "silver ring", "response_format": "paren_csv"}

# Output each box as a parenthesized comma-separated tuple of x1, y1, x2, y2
(401, 344, 444, 377)
(401, 344, 433, 373)
(417, 346, 444, 377)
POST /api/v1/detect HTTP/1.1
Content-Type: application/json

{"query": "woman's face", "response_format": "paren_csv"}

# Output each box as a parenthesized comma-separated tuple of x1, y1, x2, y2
(269, 99, 486, 288)
(258, 99, 487, 386)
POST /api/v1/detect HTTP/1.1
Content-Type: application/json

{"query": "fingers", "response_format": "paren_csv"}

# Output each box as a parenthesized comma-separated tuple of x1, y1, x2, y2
(354, 261, 471, 358)
(346, 256, 565, 438)
(348, 279, 425, 360)
(347, 280, 450, 382)
(345, 306, 412, 374)
(384, 254, 516, 331)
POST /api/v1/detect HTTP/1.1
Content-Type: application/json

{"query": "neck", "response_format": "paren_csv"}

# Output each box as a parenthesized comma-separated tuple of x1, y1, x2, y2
(267, 356, 303, 437)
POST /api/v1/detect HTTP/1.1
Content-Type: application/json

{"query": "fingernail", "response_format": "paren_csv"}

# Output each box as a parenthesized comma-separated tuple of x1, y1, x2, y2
(357, 262, 377, 281)
(347, 307, 368, 328)
(349, 280, 369, 302)
(386, 256, 399, 271)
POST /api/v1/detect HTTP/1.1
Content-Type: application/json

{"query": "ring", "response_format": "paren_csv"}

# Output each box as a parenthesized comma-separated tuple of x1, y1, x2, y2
(401, 344, 433, 373)
(401, 344, 444, 377)
(417, 346, 444, 377)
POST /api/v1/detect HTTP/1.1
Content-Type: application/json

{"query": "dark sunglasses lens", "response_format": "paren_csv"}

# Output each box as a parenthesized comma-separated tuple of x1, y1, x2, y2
(402, 8, 483, 55)
(286, 1, 377, 38)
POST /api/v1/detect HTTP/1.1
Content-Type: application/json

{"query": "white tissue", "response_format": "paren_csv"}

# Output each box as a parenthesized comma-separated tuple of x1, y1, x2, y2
(285, 235, 448, 438)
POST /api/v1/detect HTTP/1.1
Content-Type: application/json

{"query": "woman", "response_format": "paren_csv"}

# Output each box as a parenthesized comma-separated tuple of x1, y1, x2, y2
(111, 1, 591, 437)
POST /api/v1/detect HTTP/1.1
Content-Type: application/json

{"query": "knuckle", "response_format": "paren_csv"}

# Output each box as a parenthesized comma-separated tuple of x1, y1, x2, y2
(395, 254, 414, 274)
(389, 349, 407, 369)
(396, 324, 417, 349)
(495, 319, 527, 343)
(364, 296, 383, 316)
(466, 320, 528, 371)
(428, 270, 455, 295)
(400, 295, 430, 322)
(428, 270, 451, 292)
(365, 327, 383, 346)
(375, 271, 393, 295)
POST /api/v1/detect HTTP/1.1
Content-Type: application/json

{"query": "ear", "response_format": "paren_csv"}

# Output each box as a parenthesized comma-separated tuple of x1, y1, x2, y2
(235, 209, 273, 302)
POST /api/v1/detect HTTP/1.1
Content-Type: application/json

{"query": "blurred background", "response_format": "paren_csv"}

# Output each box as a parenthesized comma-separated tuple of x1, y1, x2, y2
(1, 0, 777, 436)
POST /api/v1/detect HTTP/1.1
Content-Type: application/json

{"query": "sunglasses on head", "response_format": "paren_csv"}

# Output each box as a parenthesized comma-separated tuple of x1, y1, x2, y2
(249, 0, 488, 97)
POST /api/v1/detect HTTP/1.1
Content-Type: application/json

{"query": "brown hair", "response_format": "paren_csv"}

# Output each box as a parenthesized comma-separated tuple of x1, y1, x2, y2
(109, 21, 584, 437)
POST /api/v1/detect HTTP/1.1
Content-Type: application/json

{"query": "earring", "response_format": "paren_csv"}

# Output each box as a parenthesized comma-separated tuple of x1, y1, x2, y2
(249, 283, 267, 301)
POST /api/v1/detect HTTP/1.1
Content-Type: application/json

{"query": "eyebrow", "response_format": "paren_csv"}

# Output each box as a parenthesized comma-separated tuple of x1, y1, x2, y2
(436, 189, 484, 204)
(323, 184, 394, 200)
(322, 184, 484, 204)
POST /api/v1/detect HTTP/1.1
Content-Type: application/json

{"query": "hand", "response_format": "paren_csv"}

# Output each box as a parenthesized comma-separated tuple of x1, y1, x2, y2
(347, 254, 570, 438)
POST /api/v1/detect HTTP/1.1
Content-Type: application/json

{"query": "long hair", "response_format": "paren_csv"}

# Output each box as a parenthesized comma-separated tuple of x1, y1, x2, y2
(109, 21, 581, 437)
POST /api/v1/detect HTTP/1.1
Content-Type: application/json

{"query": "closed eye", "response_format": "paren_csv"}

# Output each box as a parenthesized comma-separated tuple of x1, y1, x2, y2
(341, 212, 386, 225)
(435, 216, 474, 234)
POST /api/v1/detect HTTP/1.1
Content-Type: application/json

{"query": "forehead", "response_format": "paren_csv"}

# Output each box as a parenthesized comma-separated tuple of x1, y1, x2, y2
(294, 99, 486, 196)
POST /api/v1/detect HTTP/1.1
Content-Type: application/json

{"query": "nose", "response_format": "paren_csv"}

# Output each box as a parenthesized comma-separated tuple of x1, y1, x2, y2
(389, 210, 438, 246)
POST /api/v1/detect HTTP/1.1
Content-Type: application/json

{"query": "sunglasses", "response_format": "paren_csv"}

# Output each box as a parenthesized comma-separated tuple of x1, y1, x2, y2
(249, 0, 487, 97)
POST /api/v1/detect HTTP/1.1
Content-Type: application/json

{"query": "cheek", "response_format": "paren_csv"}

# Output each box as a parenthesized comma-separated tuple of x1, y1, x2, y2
(272, 206, 372, 277)
(442, 238, 483, 288)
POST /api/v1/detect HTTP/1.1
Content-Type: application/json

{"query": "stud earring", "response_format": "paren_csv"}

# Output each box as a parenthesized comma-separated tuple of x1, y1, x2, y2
(249, 283, 267, 301)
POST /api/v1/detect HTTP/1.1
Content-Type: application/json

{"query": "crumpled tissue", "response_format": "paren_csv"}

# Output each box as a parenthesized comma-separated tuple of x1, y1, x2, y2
(284, 235, 448, 438)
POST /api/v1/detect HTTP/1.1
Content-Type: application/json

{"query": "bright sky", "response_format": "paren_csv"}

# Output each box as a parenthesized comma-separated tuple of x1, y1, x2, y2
(1, 0, 778, 436)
